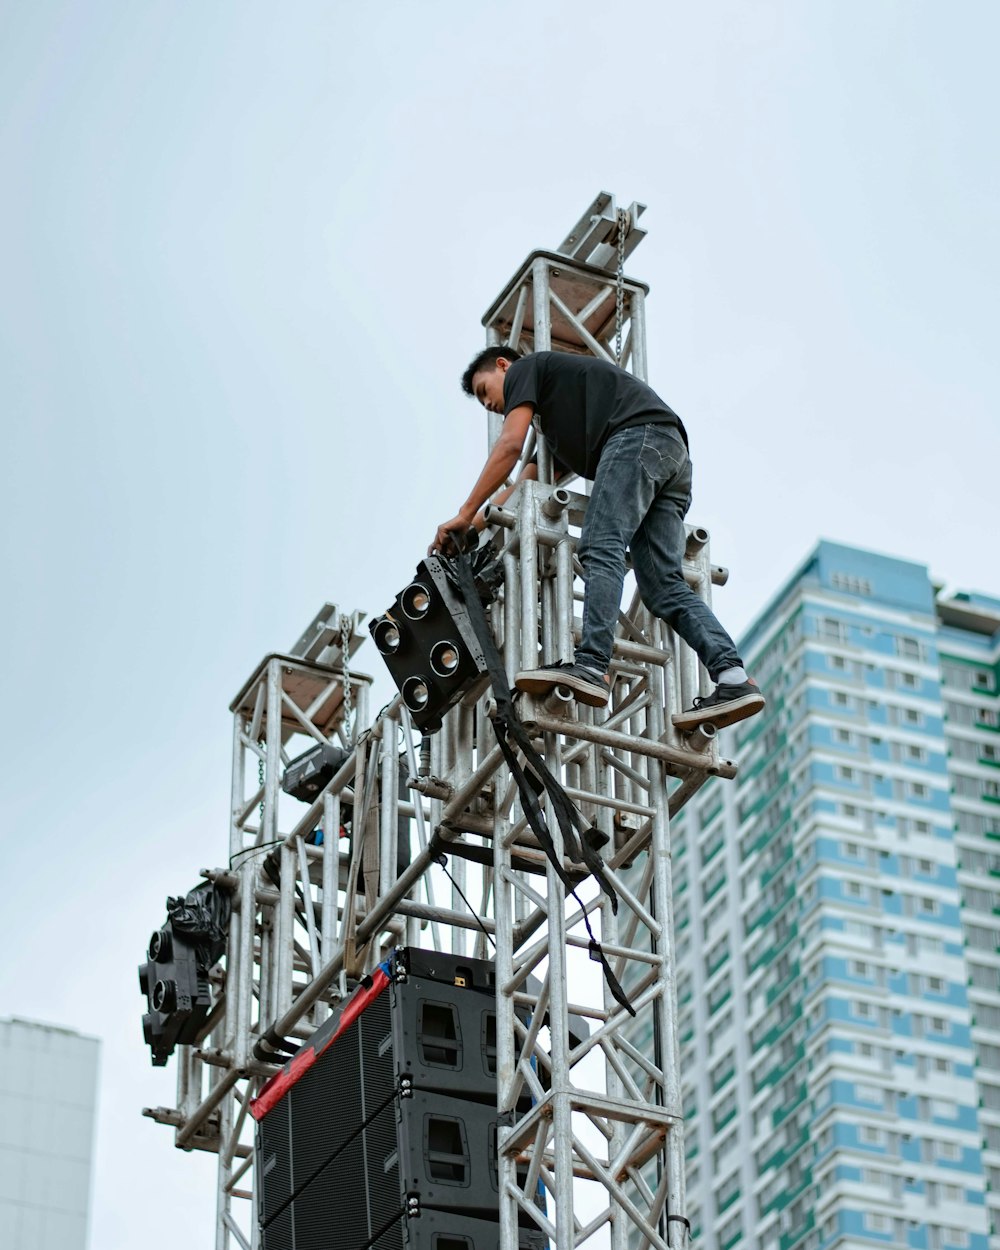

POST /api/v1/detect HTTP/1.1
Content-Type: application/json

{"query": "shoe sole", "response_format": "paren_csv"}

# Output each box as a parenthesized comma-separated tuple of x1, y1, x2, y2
(514, 669, 610, 708)
(672, 692, 766, 732)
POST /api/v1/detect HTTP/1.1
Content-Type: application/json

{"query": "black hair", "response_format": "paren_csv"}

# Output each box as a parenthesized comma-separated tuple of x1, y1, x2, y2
(460, 346, 522, 396)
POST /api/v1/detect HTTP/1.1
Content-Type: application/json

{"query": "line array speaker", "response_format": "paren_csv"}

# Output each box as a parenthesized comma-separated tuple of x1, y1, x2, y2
(256, 950, 547, 1249)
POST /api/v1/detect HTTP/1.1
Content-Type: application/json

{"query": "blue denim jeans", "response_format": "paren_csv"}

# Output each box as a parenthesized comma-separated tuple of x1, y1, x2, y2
(576, 424, 743, 681)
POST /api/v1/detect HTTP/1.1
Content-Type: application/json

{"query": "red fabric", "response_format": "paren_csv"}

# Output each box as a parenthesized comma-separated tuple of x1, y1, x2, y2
(250, 966, 391, 1121)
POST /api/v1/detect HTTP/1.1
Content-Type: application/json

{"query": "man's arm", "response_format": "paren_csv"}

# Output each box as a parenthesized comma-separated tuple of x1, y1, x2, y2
(429, 404, 534, 553)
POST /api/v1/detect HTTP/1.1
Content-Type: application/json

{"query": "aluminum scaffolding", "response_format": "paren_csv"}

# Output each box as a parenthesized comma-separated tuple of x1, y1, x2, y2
(142, 193, 739, 1250)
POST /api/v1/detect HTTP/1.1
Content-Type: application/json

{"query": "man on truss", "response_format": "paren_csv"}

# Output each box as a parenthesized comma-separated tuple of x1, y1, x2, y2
(430, 347, 764, 731)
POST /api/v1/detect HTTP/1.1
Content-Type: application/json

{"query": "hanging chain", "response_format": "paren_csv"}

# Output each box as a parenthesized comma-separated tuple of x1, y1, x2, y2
(340, 613, 353, 745)
(614, 207, 629, 367)
(258, 736, 266, 828)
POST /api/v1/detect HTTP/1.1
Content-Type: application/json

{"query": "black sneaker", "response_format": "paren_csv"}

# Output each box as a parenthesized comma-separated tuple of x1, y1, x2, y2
(672, 680, 765, 731)
(514, 661, 610, 708)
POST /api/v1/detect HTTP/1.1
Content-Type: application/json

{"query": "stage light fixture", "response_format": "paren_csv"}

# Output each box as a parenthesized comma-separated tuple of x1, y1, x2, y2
(139, 882, 230, 1067)
(282, 741, 351, 804)
(370, 554, 497, 734)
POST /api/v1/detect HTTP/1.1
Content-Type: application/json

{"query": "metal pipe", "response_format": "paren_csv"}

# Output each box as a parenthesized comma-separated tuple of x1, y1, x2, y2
(630, 288, 648, 381)
(176, 1067, 241, 1150)
(517, 486, 539, 673)
(530, 257, 553, 484)
(530, 709, 737, 777)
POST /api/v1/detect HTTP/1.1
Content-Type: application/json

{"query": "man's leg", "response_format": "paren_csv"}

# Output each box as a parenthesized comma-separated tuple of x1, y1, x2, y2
(629, 432, 765, 729)
(515, 426, 658, 707)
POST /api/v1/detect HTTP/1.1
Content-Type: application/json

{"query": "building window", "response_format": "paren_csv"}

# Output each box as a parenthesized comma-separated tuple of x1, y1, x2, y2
(977, 1042, 1000, 1070)
(980, 1084, 1000, 1111)
(970, 964, 1000, 992)
(966, 923, 1000, 952)
(820, 617, 846, 642)
(976, 1004, 1000, 1031)
(896, 636, 925, 661)
(831, 572, 872, 596)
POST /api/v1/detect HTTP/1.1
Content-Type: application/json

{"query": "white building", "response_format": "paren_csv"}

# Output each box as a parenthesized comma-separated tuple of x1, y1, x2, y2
(0, 1018, 100, 1250)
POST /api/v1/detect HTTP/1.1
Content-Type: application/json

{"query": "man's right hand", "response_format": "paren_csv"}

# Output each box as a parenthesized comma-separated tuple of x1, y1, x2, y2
(428, 510, 476, 557)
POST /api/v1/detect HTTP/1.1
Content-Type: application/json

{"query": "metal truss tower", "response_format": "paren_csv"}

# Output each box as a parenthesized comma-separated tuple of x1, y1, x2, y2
(143, 193, 738, 1250)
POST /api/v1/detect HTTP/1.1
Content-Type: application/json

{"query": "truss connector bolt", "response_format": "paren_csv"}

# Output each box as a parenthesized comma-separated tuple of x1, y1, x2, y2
(542, 685, 575, 717)
(409, 775, 453, 800)
(142, 1105, 182, 1126)
(684, 722, 717, 753)
(541, 487, 572, 519)
(684, 526, 710, 558)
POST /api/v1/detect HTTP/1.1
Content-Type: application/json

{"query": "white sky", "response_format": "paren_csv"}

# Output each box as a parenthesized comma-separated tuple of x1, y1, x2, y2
(0, 2, 997, 1247)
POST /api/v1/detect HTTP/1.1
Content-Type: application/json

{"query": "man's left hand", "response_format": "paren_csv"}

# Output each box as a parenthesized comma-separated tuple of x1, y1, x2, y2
(429, 509, 476, 556)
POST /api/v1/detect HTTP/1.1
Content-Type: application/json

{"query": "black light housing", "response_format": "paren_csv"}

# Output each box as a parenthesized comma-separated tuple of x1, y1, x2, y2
(139, 882, 230, 1067)
(370, 555, 494, 733)
(281, 741, 351, 804)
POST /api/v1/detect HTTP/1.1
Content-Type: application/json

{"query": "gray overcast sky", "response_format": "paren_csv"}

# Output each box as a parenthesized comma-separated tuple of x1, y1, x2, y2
(0, 2, 997, 1246)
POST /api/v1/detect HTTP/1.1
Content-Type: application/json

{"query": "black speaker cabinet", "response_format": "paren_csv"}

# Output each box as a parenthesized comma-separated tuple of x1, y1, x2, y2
(263, 1090, 537, 1249)
(259, 949, 543, 1245)
(371, 1210, 548, 1250)
(264, 1208, 547, 1250)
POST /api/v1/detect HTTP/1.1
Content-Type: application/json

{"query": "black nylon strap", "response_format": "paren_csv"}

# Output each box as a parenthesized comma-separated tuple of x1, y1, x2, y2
(447, 543, 635, 1018)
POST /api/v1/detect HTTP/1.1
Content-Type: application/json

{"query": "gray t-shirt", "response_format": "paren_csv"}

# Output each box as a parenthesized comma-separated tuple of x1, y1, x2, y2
(502, 351, 688, 479)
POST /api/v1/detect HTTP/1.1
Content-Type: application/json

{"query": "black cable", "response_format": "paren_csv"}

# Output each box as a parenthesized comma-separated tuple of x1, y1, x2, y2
(445, 543, 635, 1017)
(433, 851, 496, 952)
(229, 838, 286, 870)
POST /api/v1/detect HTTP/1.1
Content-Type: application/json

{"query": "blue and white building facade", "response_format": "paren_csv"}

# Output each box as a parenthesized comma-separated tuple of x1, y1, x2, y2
(669, 541, 1000, 1250)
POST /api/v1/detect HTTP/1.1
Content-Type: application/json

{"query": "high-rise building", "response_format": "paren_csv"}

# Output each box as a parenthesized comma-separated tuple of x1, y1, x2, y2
(0, 1018, 100, 1250)
(667, 540, 999, 1250)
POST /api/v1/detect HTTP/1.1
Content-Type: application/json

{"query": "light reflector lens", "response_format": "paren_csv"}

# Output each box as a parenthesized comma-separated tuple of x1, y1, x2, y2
(430, 640, 461, 677)
(373, 617, 401, 655)
(401, 583, 432, 620)
(402, 676, 430, 711)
